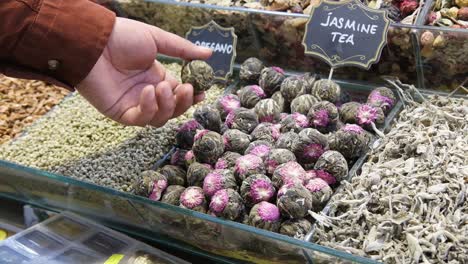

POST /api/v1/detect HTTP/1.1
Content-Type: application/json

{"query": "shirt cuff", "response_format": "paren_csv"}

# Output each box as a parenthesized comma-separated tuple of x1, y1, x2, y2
(12, 0, 116, 88)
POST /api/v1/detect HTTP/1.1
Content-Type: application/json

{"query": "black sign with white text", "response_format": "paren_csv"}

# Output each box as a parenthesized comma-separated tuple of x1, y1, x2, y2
(302, 0, 390, 69)
(186, 21, 237, 80)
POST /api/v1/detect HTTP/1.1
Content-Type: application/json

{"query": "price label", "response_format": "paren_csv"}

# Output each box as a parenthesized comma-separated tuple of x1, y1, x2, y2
(186, 20, 237, 80)
(302, 0, 390, 69)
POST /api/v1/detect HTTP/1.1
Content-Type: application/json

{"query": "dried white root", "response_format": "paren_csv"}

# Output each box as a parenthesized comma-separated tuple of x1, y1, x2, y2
(312, 90, 468, 263)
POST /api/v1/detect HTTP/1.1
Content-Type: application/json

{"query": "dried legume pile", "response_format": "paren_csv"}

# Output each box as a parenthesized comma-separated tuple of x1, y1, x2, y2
(312, 95, 468, 263)
(0, 63, 223, 192)
(0, 76, 69, 144)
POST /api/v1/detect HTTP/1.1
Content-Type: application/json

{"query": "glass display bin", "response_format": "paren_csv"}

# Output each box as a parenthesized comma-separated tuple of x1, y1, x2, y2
(116, 0, 467, 92)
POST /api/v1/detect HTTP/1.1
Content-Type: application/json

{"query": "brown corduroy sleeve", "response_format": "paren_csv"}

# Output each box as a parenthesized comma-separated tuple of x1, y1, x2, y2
(0, 0, 116, 90)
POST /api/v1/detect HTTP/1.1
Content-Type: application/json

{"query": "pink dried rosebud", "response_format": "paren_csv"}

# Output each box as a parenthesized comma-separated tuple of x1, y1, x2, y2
(367, 87, 396, 114)
(187, 162, 212, 187)
(176, 119, 203, 149)
(216, 94, 241, 118)
(292, 128, 329, 165)
(265, 148, 297, 175)
(277, 184, 313, 218)
(240, 174, 276, 206)
(238, 85, 267, 108)
(307, 101, 339, 133)
(193, 131, 225, 165)
(399, 0, 418, 16)
(245, 140, 272, 160)
(426, 11, 438, 25)
(251, 123, 281, 143)
(305, 178, 333, 210)
(254, 99, 281, 123)
(215, 152, 241, 170)
(280, 113, 309, 133)
(180, 186, 207, 213)
(248, 201, 281, 232)
(223, 129, 251, 154)
(234, 154, 266, 183)
(209, 189, 245, 221)
(203, 169, 237, 197)
(272, 161, 306, 188)
(314, 150, 348, 184)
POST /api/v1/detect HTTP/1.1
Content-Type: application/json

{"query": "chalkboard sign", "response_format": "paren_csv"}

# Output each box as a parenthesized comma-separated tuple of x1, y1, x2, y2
(302, 0, 390, 69)
(186, 21, 237, 80)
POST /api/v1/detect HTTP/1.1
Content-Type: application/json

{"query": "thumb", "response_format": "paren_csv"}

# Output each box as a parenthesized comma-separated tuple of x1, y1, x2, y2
(119, 84, 157, 126)
(148, 25, 212, 60)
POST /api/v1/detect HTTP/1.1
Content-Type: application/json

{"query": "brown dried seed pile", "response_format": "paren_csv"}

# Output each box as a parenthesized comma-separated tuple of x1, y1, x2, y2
(0, 76, 69, 144)
(312, 95, 468, 263)
(0, 63, 224, 192)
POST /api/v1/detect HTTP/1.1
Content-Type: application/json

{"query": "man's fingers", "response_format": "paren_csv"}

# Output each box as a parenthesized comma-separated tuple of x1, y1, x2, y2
(150, 81, 176, 127)
(149, 26, 212, 60)
(172, 84, 194, 118)
(119, 84, 157, 126)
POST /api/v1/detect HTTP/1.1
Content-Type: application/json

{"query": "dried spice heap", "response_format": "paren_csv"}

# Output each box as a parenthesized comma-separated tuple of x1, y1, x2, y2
(313, 95, 467, 263)
(0, 76, 69, 144)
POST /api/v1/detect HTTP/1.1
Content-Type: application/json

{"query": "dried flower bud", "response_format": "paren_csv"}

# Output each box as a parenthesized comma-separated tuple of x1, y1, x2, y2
(202, 169, 237, 198)
(181, 60, 214, 94)
(307, 101, 339, 133)
(239, 57, 265, 84)
(251, 123, 281, 143)
(133, 170, 167, 199)
(215, 152, 242, 170)
(272, 161, 306, 189)
(223, 129, 251, 154)
(161, 185, 186, 205)
(458, 7, 468, 19)
(170, 148, 190, 169)
(277, 184, 313, 218)
(259, 67, 285, 96)
(304, 178, 333, 210)
(356, 104, 385, 128)
(290, 94, 318, 115)
(280, 76, 306, 102)
(193, 131, 225, 165)
(231, 108, 259, 134)
(426, 11, 439, 25)
(240, 174, 276, 207)
(279, 218, 313, 239)
(159, 165, 186, 186)
(292, 128, 329, 165)
(275, 132, 299, 150)
(254, 99, 281, 123)
(265, 148, 297, 175)
(176, 119, 203, 149)
(194, 105, 222, 132)
(234, 154, 266, 183)
(399, 0, 418, 16)
(180, 186, 207, 213)
(249, 201, 281, 232)
(271, 91, 287, 112)
(311, 79, 341, 103)
(238, 85, 267, 108)
(420, 31, 435, 47)
(245, 140, 273, 160)
(216, 94, 241, 118)
(367, 87, 396, 114)
(314, 150, 348, 184)
(187, 162, 212, 187)
(209, 189, 245, 221)
(280, 113, 309, 133)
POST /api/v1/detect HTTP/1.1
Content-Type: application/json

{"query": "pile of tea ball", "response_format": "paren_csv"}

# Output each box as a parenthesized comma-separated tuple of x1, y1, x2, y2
(133, 57, 397, 239)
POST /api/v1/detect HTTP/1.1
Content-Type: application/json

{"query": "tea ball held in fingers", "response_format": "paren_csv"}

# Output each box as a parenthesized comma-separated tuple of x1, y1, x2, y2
(181, 60, 214, 94)
(192, 130, 225, 165)
(277, 184, 313, 219)
(161, 185, 186, 205)
(240, 174, 276, 207)
(209, 189, 245, 221)
(239, 57, 265, 84)
(180, 186, 207, 213)
(249, 201, 282, 232)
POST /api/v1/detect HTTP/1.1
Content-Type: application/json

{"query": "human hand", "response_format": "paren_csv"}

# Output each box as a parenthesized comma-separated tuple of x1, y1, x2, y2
(77, 18, 212, 127)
